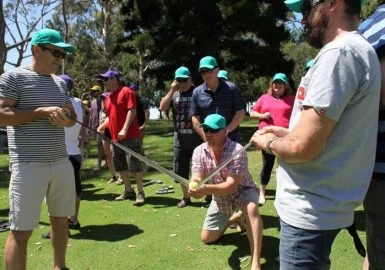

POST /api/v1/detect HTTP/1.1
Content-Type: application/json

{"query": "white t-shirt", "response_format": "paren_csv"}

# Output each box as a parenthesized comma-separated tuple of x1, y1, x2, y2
(65, 97, 83, 156)
(275, 32, 381, 230)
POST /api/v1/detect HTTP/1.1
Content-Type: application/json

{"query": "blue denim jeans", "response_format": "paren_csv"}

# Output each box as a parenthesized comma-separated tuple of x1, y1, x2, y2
(279, 220, 340, 270)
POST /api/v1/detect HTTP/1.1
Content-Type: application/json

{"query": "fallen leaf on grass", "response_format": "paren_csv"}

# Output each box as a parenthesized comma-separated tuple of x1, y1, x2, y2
(169, 233, 177, 237)
(128, 244, 136, 248)
(185, 246, 194, 251)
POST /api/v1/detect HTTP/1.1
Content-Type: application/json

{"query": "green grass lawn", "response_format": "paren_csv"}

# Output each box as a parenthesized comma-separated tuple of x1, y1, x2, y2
(0, 118, 366, 269)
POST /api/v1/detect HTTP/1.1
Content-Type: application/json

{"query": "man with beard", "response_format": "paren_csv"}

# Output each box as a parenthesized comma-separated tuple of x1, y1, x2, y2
(250, 0, 380, 268)
(0, 28, 76, 270)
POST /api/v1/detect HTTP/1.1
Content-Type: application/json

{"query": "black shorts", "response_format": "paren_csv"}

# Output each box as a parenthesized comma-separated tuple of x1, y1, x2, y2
(69, 155, 82, 197)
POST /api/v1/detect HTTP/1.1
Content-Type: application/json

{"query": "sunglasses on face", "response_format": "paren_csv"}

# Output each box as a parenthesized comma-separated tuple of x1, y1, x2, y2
(301, 0, 325, 19)
(39, 45, 66, 59)
(273, 80, 285, 85)
(176, 78, 189, 83)
(103, 77, 114, 82)
(203, 127, 222, 133)
(200, 69, 214, 75)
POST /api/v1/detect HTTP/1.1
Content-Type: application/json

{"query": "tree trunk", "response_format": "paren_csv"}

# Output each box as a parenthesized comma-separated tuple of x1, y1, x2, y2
(0, 0, 6, 74)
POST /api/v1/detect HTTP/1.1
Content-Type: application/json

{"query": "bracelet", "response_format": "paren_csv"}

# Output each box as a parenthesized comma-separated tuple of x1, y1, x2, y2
(266, 137, 278, 155)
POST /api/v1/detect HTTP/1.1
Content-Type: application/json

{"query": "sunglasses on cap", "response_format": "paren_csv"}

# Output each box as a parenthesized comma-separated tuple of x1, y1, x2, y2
(200, 69, 214, 75)
(176, 78, 189, 83)
(202, 127, 223, 133)
(301, 0, 325, 19)
(39, 45, 66, 59)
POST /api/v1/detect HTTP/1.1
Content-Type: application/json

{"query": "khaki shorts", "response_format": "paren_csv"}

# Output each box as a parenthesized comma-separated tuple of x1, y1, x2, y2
(9, 158, 76, 231)
(112, 138, 145, 173)
(203, 190, 259, 231)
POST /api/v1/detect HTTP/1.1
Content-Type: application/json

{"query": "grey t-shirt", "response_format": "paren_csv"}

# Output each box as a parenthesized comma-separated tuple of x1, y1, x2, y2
(275, 32, 381, 230)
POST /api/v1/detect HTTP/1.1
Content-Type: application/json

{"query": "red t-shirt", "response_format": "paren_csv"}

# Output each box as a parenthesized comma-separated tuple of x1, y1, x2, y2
(252, 94, 295, 130)
(105, 86, 140, 141)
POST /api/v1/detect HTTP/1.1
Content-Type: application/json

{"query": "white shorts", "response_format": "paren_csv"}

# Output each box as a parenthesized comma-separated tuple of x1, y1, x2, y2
(9, 158, 76, 231)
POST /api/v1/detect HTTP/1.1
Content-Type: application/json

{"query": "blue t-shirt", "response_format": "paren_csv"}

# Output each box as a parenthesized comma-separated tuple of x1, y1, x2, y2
(190, 79, 244, 141)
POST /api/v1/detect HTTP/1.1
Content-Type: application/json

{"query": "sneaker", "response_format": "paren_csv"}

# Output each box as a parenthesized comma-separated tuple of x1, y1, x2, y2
(116, 177, 123, 185)
(68, 219, 81, 230)
(258, 196, 266, 206)
(134, 192, 145, 206)
(107, 176, 117, 184)
(177, 197, 191, 208)
(115, 190, 136, 201)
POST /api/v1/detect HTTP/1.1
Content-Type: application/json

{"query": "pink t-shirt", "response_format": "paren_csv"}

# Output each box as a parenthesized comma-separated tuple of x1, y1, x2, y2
(252, 94, 295, 130)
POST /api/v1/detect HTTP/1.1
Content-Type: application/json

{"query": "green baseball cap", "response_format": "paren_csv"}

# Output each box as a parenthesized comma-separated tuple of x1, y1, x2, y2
(272, 73, 289, 84)
(217, 70, 229, 80)
(31, 28, 75, 54)
(200, 114, 226, 130)
(305, 59, 315, 71)
(284, 0, 365, 13)
(174, 66, 191, 79)
(198, 56, 218, 71)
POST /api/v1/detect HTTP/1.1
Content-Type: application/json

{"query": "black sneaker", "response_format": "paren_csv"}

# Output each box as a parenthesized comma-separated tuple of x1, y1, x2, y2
(68, 219, 81, 230)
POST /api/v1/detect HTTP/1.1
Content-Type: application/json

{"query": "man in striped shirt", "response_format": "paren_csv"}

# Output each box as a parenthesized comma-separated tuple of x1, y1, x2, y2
(0, 28, 76, 270)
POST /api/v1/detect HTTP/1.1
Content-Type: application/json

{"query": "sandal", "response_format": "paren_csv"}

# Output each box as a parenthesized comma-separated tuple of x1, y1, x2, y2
(156, 186, 174, 194)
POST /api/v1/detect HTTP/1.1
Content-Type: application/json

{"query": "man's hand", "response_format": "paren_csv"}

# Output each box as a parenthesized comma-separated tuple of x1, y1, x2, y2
(118, 128, 127, 141)
(188, 183, 206, 199)
(261, 112, 271, 119)
(258, 126, 289, 137)
(48, 107, 73, 127)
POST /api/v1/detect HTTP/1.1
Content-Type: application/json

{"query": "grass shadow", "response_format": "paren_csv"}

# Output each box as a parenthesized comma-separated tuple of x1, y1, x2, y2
(70, 223, 143, 242)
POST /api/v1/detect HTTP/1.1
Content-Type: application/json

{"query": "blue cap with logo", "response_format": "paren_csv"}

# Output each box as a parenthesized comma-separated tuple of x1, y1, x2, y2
(98, 70, 120, 80)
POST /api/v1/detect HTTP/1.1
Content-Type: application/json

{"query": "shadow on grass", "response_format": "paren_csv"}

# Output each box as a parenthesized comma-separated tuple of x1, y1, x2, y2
(70, 223, 143, 242)
(213, 231, 279, 270)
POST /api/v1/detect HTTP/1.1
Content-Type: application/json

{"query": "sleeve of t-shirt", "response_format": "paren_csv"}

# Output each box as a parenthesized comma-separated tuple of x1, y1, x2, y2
(124, 88, 137, 110)
(252, 95, 264, 112)
(303, 48, 365, 122)
(189, 87, 200, 117)
(0, 71, 19, 101)
(231, 85, 244, 112)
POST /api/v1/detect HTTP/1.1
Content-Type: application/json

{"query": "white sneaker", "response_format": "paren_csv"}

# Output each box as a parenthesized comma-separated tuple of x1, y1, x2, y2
(258, 197, 266, 206)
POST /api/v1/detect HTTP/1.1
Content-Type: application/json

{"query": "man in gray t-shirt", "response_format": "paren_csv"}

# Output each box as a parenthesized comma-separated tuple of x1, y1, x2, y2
(251, 0, 380, 268)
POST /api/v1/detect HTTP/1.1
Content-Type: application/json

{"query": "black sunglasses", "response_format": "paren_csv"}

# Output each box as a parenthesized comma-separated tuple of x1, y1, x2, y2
(301, 0, 325, 19)
(200, 69, 214, 75)
(203, 127, 222, 133)
(176, 78, 189, 83)
(39, 45, 66, 59)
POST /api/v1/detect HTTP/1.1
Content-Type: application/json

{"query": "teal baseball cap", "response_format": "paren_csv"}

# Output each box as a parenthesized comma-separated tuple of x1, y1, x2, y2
(284, 0, 365, 13)
(31, 28, 75, 54)
(198, 56, 218, 71)
(272, 73, 289, 84)
(217, 70, 229, 80)
(174, 66, 191, 79)
(305, 59, 315, 71)
(200, 114, 226, 130)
